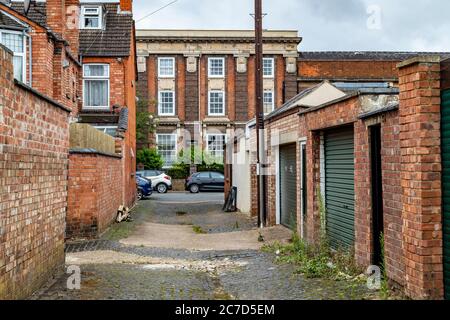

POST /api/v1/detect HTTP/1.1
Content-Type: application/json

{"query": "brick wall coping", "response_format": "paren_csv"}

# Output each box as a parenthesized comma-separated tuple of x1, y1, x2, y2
(397, 55, 442, 69)
(69, 148, 122, 159)
(358, 103, 399, 120)
(14, 79, 72, 113)
(297, 92, 359, 116)
(297, 88, 399, 117)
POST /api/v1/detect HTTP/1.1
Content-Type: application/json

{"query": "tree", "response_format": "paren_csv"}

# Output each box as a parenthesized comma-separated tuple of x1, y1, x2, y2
(136, 98, 158, 146)
(136, 148, 164, 170)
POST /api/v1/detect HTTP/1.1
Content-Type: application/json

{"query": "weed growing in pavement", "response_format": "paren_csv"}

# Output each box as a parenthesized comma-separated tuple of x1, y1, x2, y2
(192, 225, 207, 234)
(262, 233, 363, 280)
(262, 185, 363, 280)
(379, 233, 391, 299)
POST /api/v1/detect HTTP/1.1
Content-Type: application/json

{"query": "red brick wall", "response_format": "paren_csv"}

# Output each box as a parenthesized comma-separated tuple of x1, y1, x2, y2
(298, 60, 399, 80)
(67, 152, 123, 239)
(81, 43, 138, 210)
(398, 57, 443, 299)
(0, 48, 70, 299)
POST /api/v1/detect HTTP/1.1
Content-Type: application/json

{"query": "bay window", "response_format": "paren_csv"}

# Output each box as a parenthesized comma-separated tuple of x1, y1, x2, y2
(83, 64, 110, 110)
(0, 30, 26, 82)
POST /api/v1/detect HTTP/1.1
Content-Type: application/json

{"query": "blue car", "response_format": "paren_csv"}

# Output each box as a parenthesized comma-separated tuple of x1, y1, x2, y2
(136, 176, 152, 200)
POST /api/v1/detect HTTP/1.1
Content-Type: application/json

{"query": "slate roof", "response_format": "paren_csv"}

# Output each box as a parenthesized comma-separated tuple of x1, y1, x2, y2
(79, 2, 133, 57)
(4, 1, 133, 57)
(298, 51, 450, 61)
(0, 10, 24, 29)
(265, 84, 318, 120)
(10, 1, 47, 26)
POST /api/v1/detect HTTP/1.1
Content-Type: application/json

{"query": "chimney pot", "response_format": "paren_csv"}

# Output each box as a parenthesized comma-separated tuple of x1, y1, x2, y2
(120, 0, 132, 12)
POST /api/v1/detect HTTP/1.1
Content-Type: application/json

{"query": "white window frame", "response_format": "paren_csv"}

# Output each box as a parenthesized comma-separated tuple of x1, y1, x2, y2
(82, 63, 110, 110)
(208, 90, 225, 116)
(158, 90, 176, 116)
(206, 134, 227, 160)
(263, 90, 275, 114)
(158, 57, 175, 78)
(263, 57, 275, 78)
(0, 29, 27, 82)
(208, 57, 225, 78)
(80, 6, 102, 30)
(156, 134, 178, 168)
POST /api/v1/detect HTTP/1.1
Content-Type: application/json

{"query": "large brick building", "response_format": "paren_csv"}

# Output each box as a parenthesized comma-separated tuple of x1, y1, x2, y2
(136, 29, 301, 167)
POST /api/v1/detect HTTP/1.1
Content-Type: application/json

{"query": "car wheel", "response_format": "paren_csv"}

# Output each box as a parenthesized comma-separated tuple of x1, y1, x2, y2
(189, 184, 200, 194)
(137, 189, 143, 201)
(156, 183, 168, 194)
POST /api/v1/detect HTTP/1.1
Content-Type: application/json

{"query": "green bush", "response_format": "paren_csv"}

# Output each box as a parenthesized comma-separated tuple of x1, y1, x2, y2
(198, 162, 224, 173)
(167, 163, 190, 179)
(136, 148, 164, 170)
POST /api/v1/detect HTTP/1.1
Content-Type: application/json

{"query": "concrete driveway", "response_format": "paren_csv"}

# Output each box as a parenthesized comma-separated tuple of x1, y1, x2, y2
(150, 192, 224, 204)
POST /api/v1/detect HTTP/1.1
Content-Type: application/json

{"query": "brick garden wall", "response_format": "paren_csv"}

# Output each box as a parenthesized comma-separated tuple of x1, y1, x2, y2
(0, 47, 70, 299)
(66, 152, 123, 239)
(397, 57, 443, 299)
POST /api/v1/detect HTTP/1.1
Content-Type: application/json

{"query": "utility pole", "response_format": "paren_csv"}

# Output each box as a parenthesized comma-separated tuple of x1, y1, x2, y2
(254, 0, 267, 228)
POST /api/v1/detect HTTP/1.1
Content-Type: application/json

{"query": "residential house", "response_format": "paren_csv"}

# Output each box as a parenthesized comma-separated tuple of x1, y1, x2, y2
(136, 29, 301, 167)
(76, 0, 137, 209)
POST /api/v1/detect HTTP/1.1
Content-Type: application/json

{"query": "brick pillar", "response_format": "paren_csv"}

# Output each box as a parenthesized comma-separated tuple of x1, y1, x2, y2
(398, 56, 443, 299)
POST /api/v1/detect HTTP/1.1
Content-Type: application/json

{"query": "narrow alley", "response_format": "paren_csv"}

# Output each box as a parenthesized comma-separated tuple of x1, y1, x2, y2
(33, 194, 375, 300)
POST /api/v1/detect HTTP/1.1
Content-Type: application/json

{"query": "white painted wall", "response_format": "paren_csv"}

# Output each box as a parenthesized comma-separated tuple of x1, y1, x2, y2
(232, 136, 251, 214)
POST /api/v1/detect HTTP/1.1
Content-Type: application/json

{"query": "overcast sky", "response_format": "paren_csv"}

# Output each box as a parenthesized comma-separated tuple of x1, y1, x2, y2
(109, 0, 449, 51)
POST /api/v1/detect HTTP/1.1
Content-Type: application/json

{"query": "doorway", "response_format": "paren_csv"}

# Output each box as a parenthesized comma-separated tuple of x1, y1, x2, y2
(300, 140, 307, 238)
(370, 125, 384, 266)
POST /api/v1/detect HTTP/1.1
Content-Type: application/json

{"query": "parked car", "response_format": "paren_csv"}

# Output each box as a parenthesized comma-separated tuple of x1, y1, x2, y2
(136, 176, 152, 200)
(185, 171, 225, 193)
(136, 170, 172, 194)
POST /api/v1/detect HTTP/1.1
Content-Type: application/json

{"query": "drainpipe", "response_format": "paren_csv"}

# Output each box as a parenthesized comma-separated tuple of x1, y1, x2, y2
(24, 28, 32, 86)
(198, 53, 203, 152)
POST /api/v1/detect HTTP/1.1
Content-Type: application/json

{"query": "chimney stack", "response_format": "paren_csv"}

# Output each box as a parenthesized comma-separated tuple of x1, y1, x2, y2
(46, 0, 66, 37)
(65, 0, 80, 56)
(120, 0, 132, 12)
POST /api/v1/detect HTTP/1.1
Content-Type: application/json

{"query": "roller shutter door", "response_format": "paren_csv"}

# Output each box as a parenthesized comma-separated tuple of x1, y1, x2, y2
(325, 127, 355, 249)
(442, 89, 450, 300)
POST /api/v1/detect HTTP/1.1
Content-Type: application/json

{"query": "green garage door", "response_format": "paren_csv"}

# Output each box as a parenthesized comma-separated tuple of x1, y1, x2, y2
(280, 144, 297, 230)
(442, 89, 450, 300)
(325, 127, 355, 249)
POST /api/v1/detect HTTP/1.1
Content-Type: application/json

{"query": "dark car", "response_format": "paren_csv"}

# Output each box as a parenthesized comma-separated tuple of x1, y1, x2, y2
(185, 171, 225, 193)
(136, 176, 152, 200)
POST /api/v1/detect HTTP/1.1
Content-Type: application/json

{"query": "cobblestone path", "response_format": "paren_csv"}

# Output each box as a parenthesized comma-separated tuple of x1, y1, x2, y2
(33, 193, 376, 300)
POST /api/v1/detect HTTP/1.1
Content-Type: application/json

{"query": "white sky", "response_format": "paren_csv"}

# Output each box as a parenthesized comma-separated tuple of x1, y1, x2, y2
(90, 0, 450, 51)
